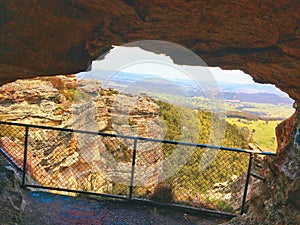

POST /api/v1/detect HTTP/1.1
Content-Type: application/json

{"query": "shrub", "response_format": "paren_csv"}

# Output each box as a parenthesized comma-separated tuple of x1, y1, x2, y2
(150, 182, 173, 203)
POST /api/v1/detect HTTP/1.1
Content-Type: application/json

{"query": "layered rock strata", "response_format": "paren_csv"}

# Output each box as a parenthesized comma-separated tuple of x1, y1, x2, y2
(0, 76, 164, 195)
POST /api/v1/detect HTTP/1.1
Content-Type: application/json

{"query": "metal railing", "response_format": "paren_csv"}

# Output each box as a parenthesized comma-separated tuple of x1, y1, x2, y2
(0, 121, 276, 217)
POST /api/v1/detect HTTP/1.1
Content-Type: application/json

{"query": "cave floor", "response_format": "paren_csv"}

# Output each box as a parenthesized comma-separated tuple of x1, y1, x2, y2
(21, 191, 230, 225)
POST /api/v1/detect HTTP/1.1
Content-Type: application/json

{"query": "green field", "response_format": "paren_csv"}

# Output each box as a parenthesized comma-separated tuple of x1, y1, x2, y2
(226, 118, 281, 152)
(224, 101, 295, 119)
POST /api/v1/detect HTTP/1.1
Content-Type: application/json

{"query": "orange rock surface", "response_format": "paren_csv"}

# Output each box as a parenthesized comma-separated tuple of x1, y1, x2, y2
(0, 0, 299, 101)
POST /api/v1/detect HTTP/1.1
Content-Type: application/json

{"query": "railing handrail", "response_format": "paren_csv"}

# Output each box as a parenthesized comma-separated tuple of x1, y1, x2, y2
(0, 120, 277, 156)
(0, 120, 278, 216)
(0, 147, 23, 172)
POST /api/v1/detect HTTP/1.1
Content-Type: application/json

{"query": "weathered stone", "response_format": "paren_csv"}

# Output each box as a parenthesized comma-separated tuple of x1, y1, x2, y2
(0, 155, 25, 223)
(0, 76, 164, 196)
(0, 1, 299, 102)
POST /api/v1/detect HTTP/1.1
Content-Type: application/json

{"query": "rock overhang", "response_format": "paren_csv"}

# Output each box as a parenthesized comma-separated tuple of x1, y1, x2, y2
(0, 0, 299, 102)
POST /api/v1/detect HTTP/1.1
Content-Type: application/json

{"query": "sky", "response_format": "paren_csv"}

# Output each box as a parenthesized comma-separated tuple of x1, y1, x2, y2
(86, 45, 255, 84)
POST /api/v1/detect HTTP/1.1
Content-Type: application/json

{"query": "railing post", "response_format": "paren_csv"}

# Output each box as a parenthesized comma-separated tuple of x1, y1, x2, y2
(240, 152, 253, 215)
(129, 137, 138, 200)
(22, 126, 29, 187)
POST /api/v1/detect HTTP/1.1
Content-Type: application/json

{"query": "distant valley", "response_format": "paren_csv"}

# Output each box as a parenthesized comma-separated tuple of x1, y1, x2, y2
(78, 69, 294, 119)
(79, 70, 292, 100)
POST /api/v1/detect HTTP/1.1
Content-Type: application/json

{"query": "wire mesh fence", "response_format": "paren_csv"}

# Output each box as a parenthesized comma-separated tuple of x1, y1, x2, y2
(132, 141, 250, 213)
(0, 121, 276, 216)
(0, 123, 25, 171)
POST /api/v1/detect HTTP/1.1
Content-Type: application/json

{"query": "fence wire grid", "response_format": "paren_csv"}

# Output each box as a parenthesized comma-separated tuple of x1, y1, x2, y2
(0, 121, 276, 216)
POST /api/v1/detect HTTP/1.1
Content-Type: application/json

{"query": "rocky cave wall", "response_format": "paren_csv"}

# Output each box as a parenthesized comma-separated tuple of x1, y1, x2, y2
(1, 0, 299, 102)
(0, 0, 299, 224)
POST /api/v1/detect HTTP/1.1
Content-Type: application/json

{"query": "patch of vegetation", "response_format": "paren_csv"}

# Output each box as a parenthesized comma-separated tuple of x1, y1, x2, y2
(102, 138, 132, 163)
(99, 88, 119, 96)
(62, 88, 90, 102)
(152, 101, 251, 212)
(206, 197, 234, 213)
(227, 110, 261, 120)
(155, 100, 181, 141)
(110, 183, 129, 196)
(0, 123, 25, 141)
(227, 118, 279, 151)
(150, 181, 174, 203)
(153, 92, 292, 152)
(54, 105, 66, 115)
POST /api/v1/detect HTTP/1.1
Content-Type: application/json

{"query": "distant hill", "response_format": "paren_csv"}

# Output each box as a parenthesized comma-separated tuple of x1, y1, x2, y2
(78, 69, 294, 105)
(221, 92, 293, 104)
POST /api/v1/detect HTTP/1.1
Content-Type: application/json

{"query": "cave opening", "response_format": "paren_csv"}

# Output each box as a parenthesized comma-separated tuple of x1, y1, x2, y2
(77, 44, 295, 153)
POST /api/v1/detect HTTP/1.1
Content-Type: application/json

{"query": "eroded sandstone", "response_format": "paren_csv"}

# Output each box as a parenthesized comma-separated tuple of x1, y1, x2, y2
(0, 76, 164, 197)
(1, 0, 299, 101)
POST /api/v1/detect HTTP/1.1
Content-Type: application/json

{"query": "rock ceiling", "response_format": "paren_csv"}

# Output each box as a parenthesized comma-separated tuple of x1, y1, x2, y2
(0, 0, 299, 101)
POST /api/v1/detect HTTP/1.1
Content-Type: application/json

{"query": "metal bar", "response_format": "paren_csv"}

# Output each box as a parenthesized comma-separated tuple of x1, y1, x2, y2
(0, 147, 23, 172)
(25, 184, 129, 200)
(0, 121, 278, 217)
(25, 183, 237, 219)
(21, 126, 29, 187)
(240, 152, 253, 215)
(131, 198, 237, 219)
(129, 137, 138, 200)
(0, 121, 277, 156)
(251, 172, 266, 182)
